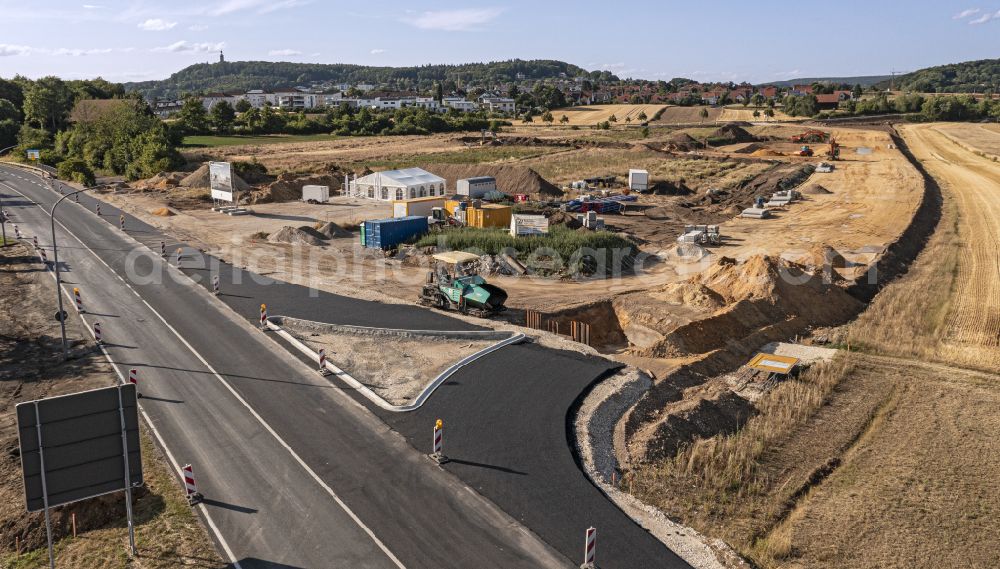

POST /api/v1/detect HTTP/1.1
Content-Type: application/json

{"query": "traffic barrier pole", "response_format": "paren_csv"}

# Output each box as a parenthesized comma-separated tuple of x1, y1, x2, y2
(212, 275, 220, 295)
(94, 322, 102, 344)
(13, 224, 21, 239)
(129, 368, 142, 398)
(32, 236, 39, 249)
(318, 348, 329, 375)
(96, 204, 101, 217)
(430, 419, 447, 463)
(74, 192, 79, 203)
(582, 527, 597, 568)
(160, 241, 166, 257)
(175, 248, 183, 266)
(182, 464, 202, 505)
(73, 287, 85, 313)
(39, 248, 48, 263)
(260, 304, 268, 330)
(119, 215, 125, 231)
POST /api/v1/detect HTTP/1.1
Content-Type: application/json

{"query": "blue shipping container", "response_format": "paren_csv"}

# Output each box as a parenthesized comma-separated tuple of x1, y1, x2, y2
(363, 215, 429, 249)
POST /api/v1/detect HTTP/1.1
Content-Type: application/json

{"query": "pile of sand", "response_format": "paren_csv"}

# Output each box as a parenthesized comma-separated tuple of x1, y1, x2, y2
(253, 173, 343, 204)
(733, 142, 764, 154)
(793, 244, 848, 270)
(546, 210, 583, 229)
(267, 226, 326, 246)
(750, 148, 784, 157)
(650, 282, 724, 310)
(802, 184, 833, 195)
(150, 207, 175, 217)
(665, 132, 702, 151)
(423, 164, 562, 199)
(180, 164, 251, 192)
(317, 221, 352, 238)
(135, 172, 185, 190)
(710, 124, 755, 144)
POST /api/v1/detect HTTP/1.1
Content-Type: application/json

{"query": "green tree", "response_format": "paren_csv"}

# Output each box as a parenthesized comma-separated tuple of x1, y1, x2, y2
(0, 79, 24, 115)
(23, 76, 74, 131)
(177, 97, 210, 134)
(522, 112, 534, 123)
(753, 109, 761, 120)
(435, 82, 444, 103)
(624, 116, 632, 124)
(608, 114, 617, 123)
(559, 114, 569, 124)
(210, 100, 236, 133)
(641, 126, 650, 138)
(57, 157, 96, 185)
(750, 93, 765, 108)
(852, 84, 863, 100)
(637, 110, 648, 121)
(0, 119, 18, 150)
(764, 107, 775, 121)
(0, 99, 19, 122)
(541, 111, 554, 124)
(699, 107, 709, 122)
(234, 98, 252, 113)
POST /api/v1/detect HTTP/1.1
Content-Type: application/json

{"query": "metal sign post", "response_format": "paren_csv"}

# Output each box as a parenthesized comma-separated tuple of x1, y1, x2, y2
(116, 387, 137, 555)
(33, 402, 55, 569)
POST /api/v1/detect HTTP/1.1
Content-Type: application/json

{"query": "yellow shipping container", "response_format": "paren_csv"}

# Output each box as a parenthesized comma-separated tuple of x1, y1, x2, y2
(467, 204, 513, 229)
(445, 199, 466, 216)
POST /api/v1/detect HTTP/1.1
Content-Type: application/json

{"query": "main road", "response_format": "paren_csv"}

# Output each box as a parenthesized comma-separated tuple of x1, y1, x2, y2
(0, 163, 692, 569)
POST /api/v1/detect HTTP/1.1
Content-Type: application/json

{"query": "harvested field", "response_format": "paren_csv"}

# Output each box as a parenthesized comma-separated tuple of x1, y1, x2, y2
(652, 106, 721, 124)
(718, 107, 797, 122)
(0, 244, 220, 568)
(540, 104, 667, 126)
(934, 122, 1000, 160)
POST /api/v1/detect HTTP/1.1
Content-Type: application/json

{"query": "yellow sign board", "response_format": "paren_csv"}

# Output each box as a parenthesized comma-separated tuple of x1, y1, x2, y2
(747, 353, 799, 374)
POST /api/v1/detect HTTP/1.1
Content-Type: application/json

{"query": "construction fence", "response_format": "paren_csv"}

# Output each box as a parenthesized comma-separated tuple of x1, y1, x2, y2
(524, 309, 591, 346)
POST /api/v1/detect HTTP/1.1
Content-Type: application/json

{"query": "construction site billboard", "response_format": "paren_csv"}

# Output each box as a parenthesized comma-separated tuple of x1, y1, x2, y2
(209, 161, 234, 202)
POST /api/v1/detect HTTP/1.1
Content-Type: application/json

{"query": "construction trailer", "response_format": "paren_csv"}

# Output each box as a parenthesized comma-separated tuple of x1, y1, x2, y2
(456, 177, 497, 198)
(510, 214, 549, 237)
(628, 169, 649, 192)
(466, 204, 513, 229)
(393, 196, 446, 218)
(301, 185, 330, 202)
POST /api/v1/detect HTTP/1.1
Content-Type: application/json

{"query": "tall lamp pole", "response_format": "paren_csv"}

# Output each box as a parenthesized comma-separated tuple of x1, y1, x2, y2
(47, 177, 87, 360)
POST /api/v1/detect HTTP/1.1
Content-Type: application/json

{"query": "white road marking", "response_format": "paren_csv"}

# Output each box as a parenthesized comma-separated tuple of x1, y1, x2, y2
(3, 173, 407, 569)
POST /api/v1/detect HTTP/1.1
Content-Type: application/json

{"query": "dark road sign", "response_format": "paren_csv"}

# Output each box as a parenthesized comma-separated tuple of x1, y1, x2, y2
(54, 310, 68, 322)
(16, 384, 142, 512)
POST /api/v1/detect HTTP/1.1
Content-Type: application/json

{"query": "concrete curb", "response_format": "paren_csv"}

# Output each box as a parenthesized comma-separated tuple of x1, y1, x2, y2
(267, 315, 526, 412)
(270, 315, 512, 341)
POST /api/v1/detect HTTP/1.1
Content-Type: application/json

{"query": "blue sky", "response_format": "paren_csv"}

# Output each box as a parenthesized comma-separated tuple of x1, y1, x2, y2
(0, 0, 998, 83)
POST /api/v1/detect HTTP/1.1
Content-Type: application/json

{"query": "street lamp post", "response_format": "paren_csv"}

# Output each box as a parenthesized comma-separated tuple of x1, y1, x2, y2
(47, 177, 87, 360)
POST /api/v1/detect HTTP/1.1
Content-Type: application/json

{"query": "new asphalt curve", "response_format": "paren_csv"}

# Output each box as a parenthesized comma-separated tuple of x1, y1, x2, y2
(1, 163, 692, 569)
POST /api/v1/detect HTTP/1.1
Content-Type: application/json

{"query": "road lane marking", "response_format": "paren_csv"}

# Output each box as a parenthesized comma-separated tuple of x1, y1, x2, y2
(3, 174, 407, 569)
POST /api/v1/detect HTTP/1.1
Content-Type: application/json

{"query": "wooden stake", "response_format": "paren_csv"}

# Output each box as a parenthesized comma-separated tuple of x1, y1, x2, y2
(72, 512, 76, 537)
(16, 536, 20, 557)
(629, 473, 634, 495)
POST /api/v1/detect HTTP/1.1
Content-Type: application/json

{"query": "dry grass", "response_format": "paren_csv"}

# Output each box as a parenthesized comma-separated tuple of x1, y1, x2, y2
(536, 104, 667, 126)
(718, 107, 797, 123)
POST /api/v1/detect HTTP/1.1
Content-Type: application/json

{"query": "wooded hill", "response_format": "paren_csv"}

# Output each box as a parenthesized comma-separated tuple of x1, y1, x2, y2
(890, 58, 1000, 93)
(124, 59, 617, 99)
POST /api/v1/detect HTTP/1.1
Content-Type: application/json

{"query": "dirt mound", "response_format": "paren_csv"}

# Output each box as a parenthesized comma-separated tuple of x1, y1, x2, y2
(546, 210, 583, 229)
(710, 123, 755, 144)
(665, 132, 703, 151)
(150, 207, 175, 217)
(317, 221, 352, 238)
(750, 148, 784, 157)
(650, 282, 725, 310)
(422, 164, 562, 199)
(803, 183, 832, 195)
(267, 226, 326, 246)
(733, 142, 764, 154)
(651, 179, 694, 195)
(136, 172, 185, 190)
(252, 173, 343, 204)
(179, 164, 251, 192)
(793, 245, 849, 271)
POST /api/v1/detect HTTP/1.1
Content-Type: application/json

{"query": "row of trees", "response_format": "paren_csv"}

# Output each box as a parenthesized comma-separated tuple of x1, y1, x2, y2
(1, 75, 181, 183)
(172, 97, 509, 137)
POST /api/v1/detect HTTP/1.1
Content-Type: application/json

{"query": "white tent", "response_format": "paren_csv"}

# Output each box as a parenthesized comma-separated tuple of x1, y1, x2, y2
(349, 168, 447, 201)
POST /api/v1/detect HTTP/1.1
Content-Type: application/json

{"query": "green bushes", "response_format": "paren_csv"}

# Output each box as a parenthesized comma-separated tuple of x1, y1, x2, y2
(56, 157, 95, 186)
(415, 225, 637, 276)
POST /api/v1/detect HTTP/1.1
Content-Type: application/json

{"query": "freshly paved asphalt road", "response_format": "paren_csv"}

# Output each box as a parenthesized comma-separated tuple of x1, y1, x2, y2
(1, 163, 693, 569)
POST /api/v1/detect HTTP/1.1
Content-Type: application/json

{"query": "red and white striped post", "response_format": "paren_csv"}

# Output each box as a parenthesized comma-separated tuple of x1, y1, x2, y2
(94, 322, 103, 344)
(175, 248, 184, 266)
(212, 275, 220, 295)
(260, 304, 268, 330)
(318, 348, 329, 375)
(39, 248, 48, 263)
(73, 287, 85, 313)
(96, 204, 101, 217)
(182, 464, 202, 505)
(128, 368, 137, 385)
(581, 527, 597, 568)
(119, 214, 125, 231)
(32, 236, 38, 249)
(430, 419, 446, 463)
(160, 241, 166, 257)
(13, 224, 21, 239)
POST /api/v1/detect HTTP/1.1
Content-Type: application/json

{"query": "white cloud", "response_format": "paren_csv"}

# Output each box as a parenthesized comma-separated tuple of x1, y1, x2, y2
(154, 40, 225, 53)
(953, 8, 980, 18)
(52, 47, 114, 56)
(370, 48, 387, 54)
(969, 10, 1000, 24)
(82, 4, 103, 8)
(138, 18, 177, 31)
(406, 7, 503, 31)
(209, 0, 307, 16)
(0, 44, 31, 56)
(188, 24, 208, 31)
(269, 48, 302, 56)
